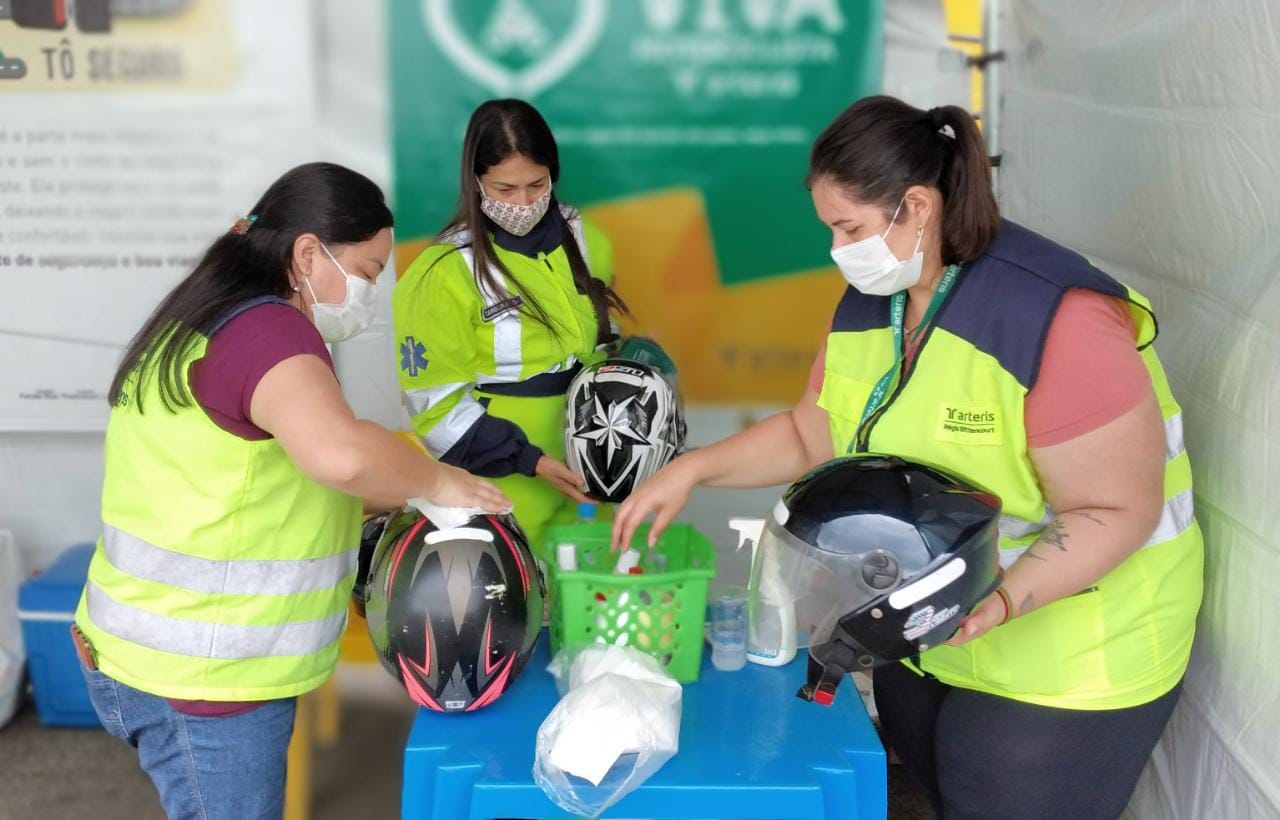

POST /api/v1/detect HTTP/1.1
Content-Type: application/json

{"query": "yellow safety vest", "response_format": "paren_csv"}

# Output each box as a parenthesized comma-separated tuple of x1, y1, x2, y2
(817, 221, 1203, 710)
(392, 207, 613, 459)
(74, 309, 361, 701)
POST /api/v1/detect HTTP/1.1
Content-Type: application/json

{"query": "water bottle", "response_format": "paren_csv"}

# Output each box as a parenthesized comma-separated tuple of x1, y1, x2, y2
(545, 505, 597, 628)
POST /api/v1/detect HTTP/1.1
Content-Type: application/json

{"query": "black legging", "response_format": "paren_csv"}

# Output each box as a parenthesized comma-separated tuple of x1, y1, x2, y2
(874, 662, 1181, 820)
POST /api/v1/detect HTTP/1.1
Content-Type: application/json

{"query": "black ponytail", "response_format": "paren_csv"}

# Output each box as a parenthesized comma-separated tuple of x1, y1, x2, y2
(807, 95, 1000, 265)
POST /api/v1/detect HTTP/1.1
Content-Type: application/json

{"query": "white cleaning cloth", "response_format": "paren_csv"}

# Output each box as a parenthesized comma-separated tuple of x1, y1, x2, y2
(406, 496, 513, 530)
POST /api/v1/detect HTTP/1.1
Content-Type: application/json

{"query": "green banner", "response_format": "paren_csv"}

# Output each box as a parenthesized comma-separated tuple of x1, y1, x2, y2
(388, 0, 883, 286)
(389, 0, 883, 402)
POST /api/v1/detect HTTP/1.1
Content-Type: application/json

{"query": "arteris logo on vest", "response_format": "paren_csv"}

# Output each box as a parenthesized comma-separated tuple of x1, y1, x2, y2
(936, 404, 1003, 447)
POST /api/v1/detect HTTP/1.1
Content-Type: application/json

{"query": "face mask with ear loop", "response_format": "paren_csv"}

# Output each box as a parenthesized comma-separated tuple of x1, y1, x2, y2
(298, 243, 379, 343)
(829, 196, 926, 296)
(477, 175, 553, 236)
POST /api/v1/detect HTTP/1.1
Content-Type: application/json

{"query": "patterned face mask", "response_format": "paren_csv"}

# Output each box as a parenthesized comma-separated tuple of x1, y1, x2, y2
(477, 176, 553, 236)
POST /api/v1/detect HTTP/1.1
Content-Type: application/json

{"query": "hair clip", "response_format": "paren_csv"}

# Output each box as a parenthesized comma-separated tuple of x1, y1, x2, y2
(231, 214, 259, 235)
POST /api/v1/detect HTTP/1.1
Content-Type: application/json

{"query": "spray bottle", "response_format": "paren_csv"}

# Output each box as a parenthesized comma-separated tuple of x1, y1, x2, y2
(729, 517, 797, 667)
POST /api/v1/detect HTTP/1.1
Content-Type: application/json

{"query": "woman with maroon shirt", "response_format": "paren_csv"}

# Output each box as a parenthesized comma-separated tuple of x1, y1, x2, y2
(75, 163, 508, 820)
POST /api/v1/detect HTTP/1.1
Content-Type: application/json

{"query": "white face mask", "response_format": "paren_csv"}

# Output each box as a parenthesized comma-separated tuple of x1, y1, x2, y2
(829, 198, 925, 296)
(477, 176, 553, 237)
(302, 244, 378, 343)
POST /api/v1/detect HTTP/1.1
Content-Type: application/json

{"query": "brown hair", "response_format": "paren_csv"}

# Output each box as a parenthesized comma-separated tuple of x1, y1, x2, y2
(807, 95, 1000, 265)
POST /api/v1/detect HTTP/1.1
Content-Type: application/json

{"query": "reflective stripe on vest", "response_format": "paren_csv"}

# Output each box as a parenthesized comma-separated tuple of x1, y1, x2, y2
(404, 383, 487, 457)
(85, 582, 346, 660)
(475, 363, 581, 397)
(458, 246, 582, 387)
(475, 354, 581, 390)
(1164, 412, 1185, 460)
(460, 246, 526, 384)
(103, 525, 356, 596)
(998, 508, 1054, 540)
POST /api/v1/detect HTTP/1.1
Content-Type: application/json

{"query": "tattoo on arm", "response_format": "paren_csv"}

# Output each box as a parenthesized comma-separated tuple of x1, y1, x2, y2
(1018, 591, 1034, 615)
(1015, 511, 1107, 564)
(1040, 518, 1070, 552)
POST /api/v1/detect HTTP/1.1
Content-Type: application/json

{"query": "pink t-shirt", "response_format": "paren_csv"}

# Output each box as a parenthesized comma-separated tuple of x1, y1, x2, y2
(169, 301, 331, 717)
(809, 289, 1150, 447)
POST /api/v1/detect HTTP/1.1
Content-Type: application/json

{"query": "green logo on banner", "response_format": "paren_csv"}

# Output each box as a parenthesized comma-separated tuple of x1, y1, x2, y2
(421, 0, 607, 97)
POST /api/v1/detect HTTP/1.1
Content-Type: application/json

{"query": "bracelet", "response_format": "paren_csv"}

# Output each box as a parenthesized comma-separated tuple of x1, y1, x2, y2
(993, 586, 1013, 626)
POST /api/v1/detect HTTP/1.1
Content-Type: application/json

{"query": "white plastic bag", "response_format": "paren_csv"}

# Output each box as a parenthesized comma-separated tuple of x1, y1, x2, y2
(0, 530, 25, 729)
(533, 645, 682, 817)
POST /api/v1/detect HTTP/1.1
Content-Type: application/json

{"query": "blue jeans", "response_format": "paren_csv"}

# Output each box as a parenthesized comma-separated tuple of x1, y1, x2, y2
(80, 662, 297, 820)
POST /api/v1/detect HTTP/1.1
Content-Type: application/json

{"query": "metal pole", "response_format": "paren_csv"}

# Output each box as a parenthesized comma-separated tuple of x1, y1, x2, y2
(982, 0, 1003, 194)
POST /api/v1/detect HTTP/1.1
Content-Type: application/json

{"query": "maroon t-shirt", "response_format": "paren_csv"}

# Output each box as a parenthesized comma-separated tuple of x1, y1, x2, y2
(170, 302, 332, 717)
(189, 302, 333, 439)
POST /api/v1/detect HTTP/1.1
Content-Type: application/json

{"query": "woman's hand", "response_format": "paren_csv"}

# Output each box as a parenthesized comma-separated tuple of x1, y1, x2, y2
(427, 463, 511, 512)
(611, 456, 700, 551)
(535, 455, 592, 504)
(945, 589, 1009, 646)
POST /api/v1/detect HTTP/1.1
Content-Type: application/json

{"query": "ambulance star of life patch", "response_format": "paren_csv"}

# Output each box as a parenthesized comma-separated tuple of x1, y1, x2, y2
(400, 337, 428, 376)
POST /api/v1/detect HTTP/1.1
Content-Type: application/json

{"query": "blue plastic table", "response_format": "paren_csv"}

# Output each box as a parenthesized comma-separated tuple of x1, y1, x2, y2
(401, 634, 886, 819)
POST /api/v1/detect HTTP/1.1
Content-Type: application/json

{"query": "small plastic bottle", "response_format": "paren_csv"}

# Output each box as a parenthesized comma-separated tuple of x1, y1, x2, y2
(556, 542, 578, 572)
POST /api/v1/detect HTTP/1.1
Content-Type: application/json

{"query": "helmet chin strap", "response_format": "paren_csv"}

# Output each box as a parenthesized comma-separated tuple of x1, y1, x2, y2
(796, 633, 875, 706)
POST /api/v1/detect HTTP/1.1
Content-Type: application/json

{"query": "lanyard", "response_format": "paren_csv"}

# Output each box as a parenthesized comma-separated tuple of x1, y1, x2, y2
(847, 264, 961, 455)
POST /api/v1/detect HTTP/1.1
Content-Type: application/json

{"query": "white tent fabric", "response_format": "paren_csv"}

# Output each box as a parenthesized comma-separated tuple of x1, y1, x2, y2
(0, 530, 25, 729)
(996, 2, 1280, 817)
(882, 0, 971, 110)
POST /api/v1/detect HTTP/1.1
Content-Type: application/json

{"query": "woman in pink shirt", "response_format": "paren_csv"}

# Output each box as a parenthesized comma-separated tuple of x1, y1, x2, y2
(613, 97, 1201, 819)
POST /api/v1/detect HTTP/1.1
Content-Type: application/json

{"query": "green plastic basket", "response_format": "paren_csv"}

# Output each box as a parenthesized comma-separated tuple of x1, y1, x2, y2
(543, 522, 717, 683)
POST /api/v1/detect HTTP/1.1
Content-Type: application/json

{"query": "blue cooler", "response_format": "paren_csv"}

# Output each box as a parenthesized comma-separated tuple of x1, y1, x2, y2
(17, 543, 100, 728)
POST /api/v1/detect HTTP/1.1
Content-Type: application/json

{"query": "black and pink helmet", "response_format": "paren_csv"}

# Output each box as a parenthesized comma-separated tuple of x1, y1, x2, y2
(362, 507, 543, 713)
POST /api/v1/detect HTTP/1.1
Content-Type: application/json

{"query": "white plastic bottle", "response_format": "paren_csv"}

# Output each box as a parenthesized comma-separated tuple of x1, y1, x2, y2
(545, 505, 596, 627)
(556, 543, 578, 573)
(729, 518, 798, 667)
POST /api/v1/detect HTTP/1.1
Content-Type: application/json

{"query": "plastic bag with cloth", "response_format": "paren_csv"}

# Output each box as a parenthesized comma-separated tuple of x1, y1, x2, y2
(533, 644, 682, 817)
